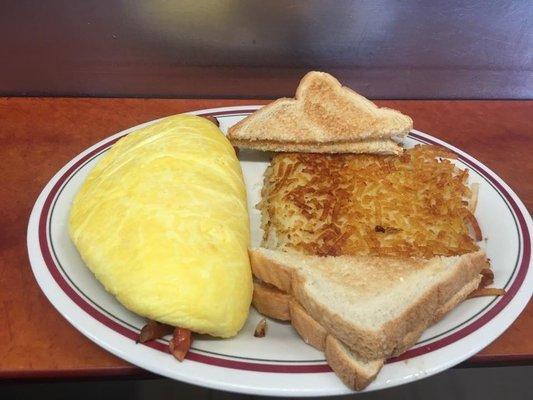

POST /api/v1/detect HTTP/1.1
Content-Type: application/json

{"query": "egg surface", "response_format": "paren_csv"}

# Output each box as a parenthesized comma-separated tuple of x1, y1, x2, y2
(69, 115, 252, 338)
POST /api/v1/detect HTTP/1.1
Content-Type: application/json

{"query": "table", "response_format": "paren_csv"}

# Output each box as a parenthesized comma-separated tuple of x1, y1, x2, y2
(1, 97, 531, 379)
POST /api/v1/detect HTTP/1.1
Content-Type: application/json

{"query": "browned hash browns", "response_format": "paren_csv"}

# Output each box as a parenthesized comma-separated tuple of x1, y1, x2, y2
(259, 145, 480, 258)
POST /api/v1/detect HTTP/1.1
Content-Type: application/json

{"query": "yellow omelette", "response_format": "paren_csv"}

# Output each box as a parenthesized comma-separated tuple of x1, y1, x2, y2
(69, 115, 252, 338)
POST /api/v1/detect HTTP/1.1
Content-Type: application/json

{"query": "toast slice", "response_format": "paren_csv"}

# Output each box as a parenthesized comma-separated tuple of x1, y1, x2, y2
(227, 71, 412, 155)
(250, 248, 486, 362)
(252, 274, 481, 390)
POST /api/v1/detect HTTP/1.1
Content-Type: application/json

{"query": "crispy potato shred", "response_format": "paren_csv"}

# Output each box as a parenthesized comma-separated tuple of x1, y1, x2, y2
(260, 145, 482, 258)
(468, 267, 506, 298)
(468, 287, 506, 298)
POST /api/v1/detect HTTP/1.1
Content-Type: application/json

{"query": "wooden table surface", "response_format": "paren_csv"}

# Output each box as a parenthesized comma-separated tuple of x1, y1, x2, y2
(1, 98, 531, 379)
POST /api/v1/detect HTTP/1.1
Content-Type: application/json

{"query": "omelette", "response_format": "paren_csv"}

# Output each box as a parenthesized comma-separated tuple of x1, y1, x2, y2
(69, 115, 252, 338)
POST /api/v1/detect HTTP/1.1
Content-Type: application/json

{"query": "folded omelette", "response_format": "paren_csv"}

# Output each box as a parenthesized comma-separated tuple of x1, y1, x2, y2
(69, 115, 252, 338)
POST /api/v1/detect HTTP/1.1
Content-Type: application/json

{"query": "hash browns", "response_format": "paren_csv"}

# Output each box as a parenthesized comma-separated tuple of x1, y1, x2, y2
(259, 145, 480, 258)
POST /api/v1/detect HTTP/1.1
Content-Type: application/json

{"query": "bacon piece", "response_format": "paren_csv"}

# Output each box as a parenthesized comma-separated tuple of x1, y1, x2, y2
(169, 328, 193, 361)
(138, 320, 174, 343)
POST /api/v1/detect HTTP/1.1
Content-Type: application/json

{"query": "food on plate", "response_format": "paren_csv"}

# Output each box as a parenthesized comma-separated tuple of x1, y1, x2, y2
(169, 328, 193, 361)
(69, 114, 253, 359)
(250, 248, 488, 390)
(227, 71, 412, 155)
(253, 318, 267, 338)
(468, 287, 507, 298)
(249, 142, 504, 389)
(479, 267, 494, 287)
(138, 320, 174, 343)
(253, 281, 290, 321)
(204, 115, 219, 126)
(259, 145, 481, 258)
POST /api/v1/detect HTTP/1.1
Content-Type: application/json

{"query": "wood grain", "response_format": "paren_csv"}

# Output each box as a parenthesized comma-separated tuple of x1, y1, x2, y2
(0, 97, 531, 379)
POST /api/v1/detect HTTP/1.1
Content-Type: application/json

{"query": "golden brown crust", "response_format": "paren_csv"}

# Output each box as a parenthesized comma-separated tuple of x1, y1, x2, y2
(289, 299, 328, 351)
(252, 281, 291, 321)
(300, 251, 486, 360)
(230, 138, 403, 155)
(325, 336, 384, 391)
(379, 251, 485, 356)
(249, 249, 294, 293)
(390, 274, 481, 356)
(227, 97, 292, 141)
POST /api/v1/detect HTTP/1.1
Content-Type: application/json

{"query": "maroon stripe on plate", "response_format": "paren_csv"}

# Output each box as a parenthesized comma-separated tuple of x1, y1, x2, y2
(37, 112, 531, 373)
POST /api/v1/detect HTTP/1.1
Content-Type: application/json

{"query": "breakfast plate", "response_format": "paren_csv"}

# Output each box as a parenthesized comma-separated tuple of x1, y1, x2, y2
(27, 106, 532, 396)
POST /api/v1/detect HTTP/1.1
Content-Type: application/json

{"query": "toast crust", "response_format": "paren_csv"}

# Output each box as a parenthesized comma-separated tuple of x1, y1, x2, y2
(390, 275, 481, 356)
(289, 299, 328, 351)
(325, 336, 384, 391)
(250, 248, 487, 361)
(229, 138, 403, 155)
(252, 281, 290, 321)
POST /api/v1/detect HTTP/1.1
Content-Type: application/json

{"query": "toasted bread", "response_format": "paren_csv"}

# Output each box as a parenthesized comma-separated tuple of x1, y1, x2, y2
(252, 284, 382, 390)
(250, 248, 486, 360)
(228, 71, 412, 155)
(259, 146, 480, 258)
(252, 280, 290, 321)
(250, 248, 486, 389)
(253, 276, 481, 358)
(326, 335, 385, 391)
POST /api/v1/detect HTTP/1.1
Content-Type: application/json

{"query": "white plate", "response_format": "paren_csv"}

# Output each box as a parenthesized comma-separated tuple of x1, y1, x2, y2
(27, 106, 533, 396)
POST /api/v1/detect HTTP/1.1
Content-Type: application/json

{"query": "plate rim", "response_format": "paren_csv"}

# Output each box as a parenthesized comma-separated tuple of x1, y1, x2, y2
(27, 105, 533, 396)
